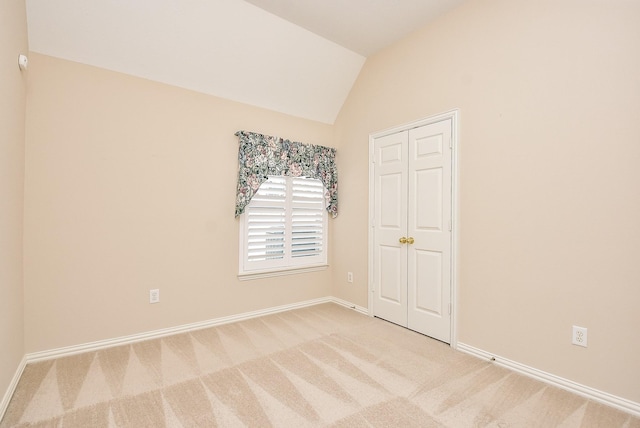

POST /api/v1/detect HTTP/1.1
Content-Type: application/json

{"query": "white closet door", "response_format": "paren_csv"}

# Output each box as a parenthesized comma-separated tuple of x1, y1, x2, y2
(372, 130, 408, 327)
(372, 118, 452, 343)
(407, 120, 452, 342)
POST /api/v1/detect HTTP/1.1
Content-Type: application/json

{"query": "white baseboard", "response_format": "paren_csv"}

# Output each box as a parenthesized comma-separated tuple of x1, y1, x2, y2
(330, 296, 369, 315)
(0, 356, 26, 421)
(25, 296, 365, 363)
(457, 342, 640, 418)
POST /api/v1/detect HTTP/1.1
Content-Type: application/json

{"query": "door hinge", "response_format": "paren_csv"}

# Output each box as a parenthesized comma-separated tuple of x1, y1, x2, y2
(448, 220, 452, 232)
(449, 138, 452, 149)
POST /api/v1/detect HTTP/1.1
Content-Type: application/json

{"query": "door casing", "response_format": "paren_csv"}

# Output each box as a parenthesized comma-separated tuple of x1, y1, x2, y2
(368, 109, 459, 348)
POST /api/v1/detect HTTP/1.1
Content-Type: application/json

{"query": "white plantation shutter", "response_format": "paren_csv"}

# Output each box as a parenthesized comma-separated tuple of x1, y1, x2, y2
(240, 176, 327, 274)
(245, 177, 286, 265)
(291, 178, 325, 260)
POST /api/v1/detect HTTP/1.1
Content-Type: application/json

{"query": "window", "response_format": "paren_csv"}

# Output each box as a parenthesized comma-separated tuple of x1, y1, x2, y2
(239, 176, 328, 277)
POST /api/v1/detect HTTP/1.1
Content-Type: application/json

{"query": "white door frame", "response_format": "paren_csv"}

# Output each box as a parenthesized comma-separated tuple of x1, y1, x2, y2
(368, 109, 460, 349)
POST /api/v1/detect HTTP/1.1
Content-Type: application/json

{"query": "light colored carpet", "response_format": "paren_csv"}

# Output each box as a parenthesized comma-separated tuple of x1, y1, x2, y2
(1, 303, 638, 427)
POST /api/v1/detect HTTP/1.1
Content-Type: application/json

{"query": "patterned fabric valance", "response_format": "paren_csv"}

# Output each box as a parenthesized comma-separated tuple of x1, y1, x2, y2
(235, 130, 338, 218)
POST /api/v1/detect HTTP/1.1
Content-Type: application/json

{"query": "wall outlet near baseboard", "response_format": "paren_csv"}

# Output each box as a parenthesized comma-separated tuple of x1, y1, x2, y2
(347, 272, 353, 283)
(149, 289, 160, 304)
(572, 325, 587, 347)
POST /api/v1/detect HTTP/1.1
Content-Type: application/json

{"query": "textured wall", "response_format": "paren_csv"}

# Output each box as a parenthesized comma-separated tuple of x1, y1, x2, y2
(0, 0, 28, 407)
(24, 54, 334, 353)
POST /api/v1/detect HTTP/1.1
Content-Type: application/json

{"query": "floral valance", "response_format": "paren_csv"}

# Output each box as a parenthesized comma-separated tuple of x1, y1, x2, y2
(235, 130, 338, 218)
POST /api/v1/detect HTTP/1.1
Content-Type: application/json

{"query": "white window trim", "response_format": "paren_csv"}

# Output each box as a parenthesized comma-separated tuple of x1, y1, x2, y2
(238, 264, 328, 281)
(238, 176, 329, 279)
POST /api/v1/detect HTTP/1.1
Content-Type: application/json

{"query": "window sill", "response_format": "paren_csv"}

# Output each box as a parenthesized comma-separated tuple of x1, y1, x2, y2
(238, 264, 328, 281)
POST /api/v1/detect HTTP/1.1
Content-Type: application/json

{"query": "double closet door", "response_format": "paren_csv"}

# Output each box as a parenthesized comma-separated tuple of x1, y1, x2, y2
(371, 119, 452, 343)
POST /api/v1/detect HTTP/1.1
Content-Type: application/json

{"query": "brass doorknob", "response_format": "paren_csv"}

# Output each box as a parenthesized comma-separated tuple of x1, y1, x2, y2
(407, 237, 415, 244)
(399, 237, 407, 244)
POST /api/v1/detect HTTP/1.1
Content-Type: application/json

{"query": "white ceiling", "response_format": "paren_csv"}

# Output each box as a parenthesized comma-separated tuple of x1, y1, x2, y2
(244, 0, 467, 57)
(25, 0, 465, 124)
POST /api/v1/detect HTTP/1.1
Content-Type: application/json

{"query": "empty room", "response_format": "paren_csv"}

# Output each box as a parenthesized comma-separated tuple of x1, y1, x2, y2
(1, 0, 639, 426)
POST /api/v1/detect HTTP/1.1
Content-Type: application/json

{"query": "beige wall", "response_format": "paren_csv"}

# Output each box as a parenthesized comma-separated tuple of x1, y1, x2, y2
(333, 0, 640, 403)
(0, 0, 27, 402)
(24, 54, 334, 352)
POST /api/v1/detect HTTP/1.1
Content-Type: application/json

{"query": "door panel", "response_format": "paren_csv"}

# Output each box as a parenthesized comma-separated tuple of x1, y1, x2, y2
(407, 120, 452, 342)
(380, 173, 403, 227)
(414, 250, 443, 315)
(379, 245, 403, 304)
(414, 133, 443, 158)
(372, 131, 408, 326)
(415, 168, 443, 231)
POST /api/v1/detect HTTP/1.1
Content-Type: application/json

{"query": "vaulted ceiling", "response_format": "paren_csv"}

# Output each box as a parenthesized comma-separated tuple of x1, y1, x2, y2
(25, 0, 466, 124)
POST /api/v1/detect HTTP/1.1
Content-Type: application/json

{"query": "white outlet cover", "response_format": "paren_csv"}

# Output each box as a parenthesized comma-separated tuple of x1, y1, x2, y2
(572, 325, 587, 347)
(150, 289, 160, 304)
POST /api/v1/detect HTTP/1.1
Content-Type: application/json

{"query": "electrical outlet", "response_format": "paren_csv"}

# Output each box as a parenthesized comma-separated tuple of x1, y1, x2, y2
(572, 325, 587, 347)
(149, 289, 160, 304)
(347, 272, 353, 283)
